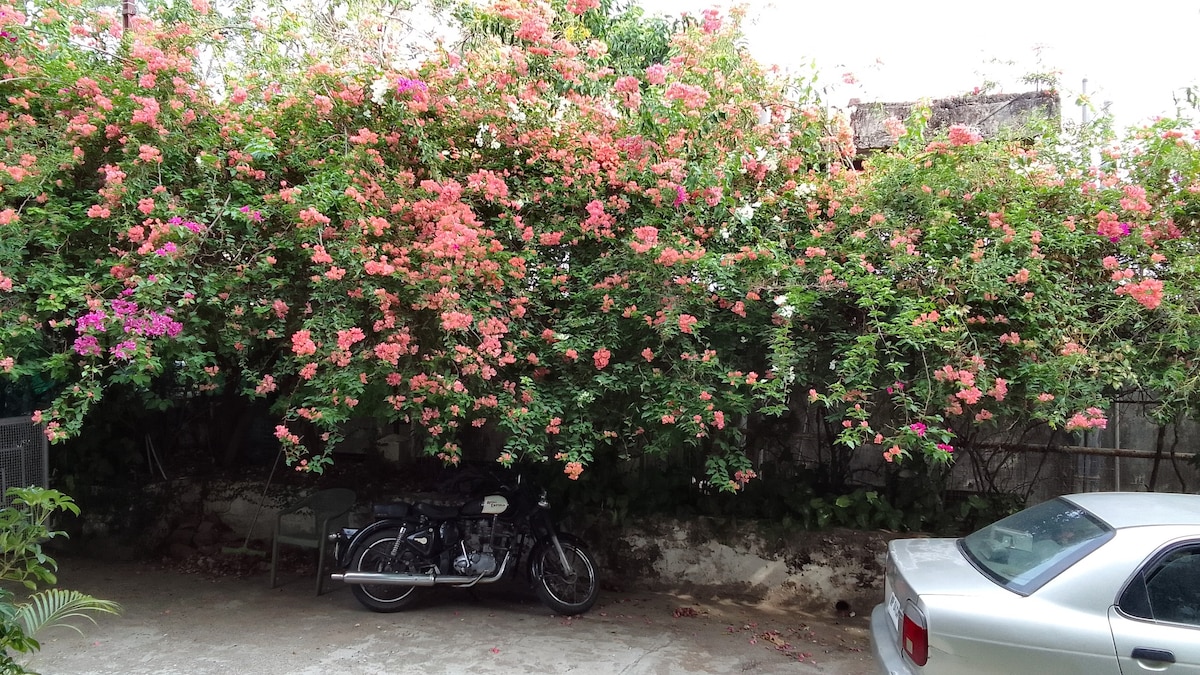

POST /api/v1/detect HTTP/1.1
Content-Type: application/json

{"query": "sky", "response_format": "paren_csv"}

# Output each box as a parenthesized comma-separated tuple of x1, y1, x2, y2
(636, 0, 1200, 130)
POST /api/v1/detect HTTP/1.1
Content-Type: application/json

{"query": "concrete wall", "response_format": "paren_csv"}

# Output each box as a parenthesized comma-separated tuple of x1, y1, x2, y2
(67, 478, 899, 615)
(587, 515, 894, 616)
(850, 90, 1061, 152)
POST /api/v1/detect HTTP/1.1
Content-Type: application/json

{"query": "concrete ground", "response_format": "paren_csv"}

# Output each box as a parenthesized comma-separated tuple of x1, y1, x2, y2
(27, 556, 877, 675)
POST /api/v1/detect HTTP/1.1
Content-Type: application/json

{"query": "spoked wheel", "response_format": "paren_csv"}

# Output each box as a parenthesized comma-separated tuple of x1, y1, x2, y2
(530, 535, 599, 615)
(349, 530, 428, 612)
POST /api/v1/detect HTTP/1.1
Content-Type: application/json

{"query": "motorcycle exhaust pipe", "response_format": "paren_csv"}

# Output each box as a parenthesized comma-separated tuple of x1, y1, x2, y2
(330, 572, 442, 587)
(331, 554, 511, 588)
(330, 571, 505, 587)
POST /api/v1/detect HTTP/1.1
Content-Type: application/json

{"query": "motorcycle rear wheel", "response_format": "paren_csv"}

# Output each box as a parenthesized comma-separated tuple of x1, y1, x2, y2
(349, 529, 427, 612)
(530, 535, 599, 615)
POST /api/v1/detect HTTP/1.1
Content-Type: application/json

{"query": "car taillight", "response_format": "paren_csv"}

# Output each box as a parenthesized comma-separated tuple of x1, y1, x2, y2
(901, 600, 928, 667)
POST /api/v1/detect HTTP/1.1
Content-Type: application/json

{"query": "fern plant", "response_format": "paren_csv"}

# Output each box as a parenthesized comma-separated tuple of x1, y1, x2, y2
(0, 488, 120, 675)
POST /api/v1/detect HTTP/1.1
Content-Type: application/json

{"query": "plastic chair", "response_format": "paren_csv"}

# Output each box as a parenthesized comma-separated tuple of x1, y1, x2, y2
(269, 488, 356, 595)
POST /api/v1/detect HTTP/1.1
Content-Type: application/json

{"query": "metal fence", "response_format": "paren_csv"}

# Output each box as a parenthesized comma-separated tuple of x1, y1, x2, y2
(777, 398, 1200, 506)
(0, 417, 48, 502)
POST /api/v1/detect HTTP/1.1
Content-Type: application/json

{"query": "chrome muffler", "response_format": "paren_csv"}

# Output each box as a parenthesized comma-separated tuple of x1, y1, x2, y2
(331, 572, 462, 587)
(331, 554, 510, 588)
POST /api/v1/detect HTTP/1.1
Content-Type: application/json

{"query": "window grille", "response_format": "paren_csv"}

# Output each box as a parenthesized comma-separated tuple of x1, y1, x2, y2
(0, 417, 48, 503)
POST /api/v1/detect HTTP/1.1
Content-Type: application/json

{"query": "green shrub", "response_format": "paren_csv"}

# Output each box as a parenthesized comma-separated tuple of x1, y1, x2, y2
(0, 487, 119, 675)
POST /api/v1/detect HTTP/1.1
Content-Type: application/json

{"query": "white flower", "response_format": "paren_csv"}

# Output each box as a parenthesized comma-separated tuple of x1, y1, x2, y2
(774, 295, 788, 306)
(771, 364, 797, 384)
(550, 97, 572, 129)
(369, 77, 390, 105)
(777, 304, 795, 319)
(720, 227, 731, 240)
(734, 203, 756, 223)
(507, 101, 527, 124)
(756, 146, 778, 171)
(794, 182, 816, 197)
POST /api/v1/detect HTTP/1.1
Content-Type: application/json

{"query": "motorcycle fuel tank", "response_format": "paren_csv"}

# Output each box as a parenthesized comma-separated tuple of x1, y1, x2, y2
(460, 495, 508, 516)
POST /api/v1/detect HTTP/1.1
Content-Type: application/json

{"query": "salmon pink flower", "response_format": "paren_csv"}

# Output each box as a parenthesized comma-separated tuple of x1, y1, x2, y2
(948, 125, 981, 146)
(592, 348, 611, 370)
(291, 330, 317, 356)
(566, 0, 599, 14)
(255, 375, 277, 395)
(645, 64, 667, 85)
(678, 314, 698, 334)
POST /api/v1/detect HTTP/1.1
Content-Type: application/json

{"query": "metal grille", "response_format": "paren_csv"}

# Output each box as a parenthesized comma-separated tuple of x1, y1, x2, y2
(0, 417, 48, 501)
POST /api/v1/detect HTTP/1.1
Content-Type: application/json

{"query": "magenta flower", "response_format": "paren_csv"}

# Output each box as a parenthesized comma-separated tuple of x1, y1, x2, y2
(72, 335, 102, 357)
(75, 311, 108, 333)
(110, 340, 138, 360)
(111, 299, 138, 316)
(673, 185, 687, 207)
(909, 422, 927, 437)
(395, 78, 427, 95)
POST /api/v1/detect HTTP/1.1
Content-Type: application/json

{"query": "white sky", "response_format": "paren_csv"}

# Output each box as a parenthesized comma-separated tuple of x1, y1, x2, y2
(637, 0, 1200, 130)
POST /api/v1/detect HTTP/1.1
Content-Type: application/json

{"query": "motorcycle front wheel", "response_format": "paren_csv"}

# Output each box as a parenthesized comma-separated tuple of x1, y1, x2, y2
(349, 529, 427, 613)
(529, 535, 599, 615)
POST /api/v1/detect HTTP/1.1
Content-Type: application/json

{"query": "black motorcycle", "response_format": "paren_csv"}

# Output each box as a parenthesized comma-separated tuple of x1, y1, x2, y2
(329, 468, 599, 615)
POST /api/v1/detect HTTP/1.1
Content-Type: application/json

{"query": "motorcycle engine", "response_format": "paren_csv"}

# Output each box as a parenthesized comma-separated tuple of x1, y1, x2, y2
(453, 550, 497, 576)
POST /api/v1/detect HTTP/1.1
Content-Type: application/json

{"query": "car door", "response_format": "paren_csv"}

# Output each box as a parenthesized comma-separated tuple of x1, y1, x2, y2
(1109, 543, 1200, 674)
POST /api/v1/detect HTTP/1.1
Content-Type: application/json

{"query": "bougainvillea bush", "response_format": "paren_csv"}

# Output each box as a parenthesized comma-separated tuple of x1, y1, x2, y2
(2, 0, 1199, 491)
(0, 0, 839, 486)
(798, 114, 1200, 470)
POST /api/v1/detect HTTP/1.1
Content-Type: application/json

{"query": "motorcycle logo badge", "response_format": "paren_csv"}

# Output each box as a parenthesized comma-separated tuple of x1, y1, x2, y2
(481, 496, 508, 514)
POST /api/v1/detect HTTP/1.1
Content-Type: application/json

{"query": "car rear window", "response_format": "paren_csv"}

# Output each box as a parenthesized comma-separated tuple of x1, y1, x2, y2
(959, 497, 1114, 595)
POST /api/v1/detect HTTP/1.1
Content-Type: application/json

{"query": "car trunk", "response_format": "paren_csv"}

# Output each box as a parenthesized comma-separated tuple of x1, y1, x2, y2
(881, 537, 1011, 671)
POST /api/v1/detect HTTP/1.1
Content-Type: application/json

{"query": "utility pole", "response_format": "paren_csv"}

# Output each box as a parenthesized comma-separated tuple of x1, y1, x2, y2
(122, 0, 135, 29)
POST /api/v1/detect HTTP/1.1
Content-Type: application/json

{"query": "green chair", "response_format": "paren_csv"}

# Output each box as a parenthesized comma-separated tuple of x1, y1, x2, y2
(269, 488, 356, 595)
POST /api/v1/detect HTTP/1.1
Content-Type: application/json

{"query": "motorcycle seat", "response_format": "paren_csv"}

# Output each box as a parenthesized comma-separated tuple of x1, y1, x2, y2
(414, 502, 461, 519)
(372, 503, 412, 519)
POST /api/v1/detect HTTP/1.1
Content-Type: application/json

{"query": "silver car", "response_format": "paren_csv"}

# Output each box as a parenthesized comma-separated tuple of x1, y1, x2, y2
(871, 492, 1200, 674)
